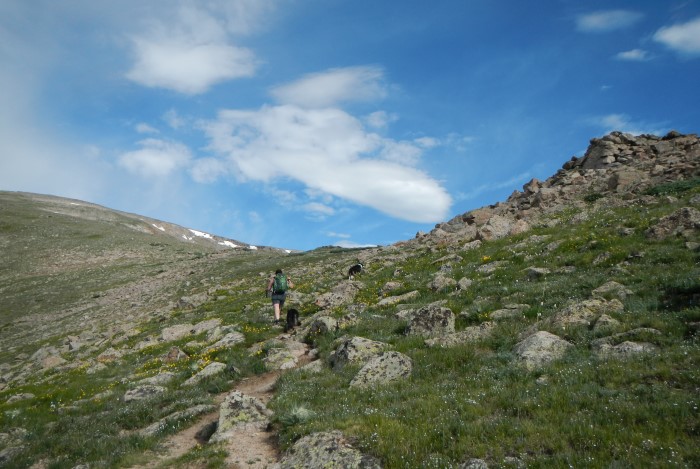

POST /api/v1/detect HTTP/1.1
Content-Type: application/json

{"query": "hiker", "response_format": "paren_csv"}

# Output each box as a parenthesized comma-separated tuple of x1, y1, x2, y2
(267, 269, 294, 325)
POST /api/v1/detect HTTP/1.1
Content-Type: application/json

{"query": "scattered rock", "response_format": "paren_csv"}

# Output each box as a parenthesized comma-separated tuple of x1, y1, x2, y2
(550, 299, 624, 329)
(139, 404, 215, 437)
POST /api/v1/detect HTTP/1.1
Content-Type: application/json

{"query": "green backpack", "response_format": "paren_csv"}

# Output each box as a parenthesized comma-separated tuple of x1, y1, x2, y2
(273, 274, 288, 294)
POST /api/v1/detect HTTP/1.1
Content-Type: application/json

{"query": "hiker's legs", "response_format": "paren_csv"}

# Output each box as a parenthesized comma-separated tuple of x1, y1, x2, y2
(273, 301, 281, 321)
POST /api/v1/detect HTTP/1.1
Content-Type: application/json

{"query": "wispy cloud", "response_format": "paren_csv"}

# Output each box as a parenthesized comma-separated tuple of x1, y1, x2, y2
(118, 138, 192, 177)
(270, 66, 388, 108)
(654, 16, 700, 55)
(615, 49, 650, 61)
(576, 10, 643, 33)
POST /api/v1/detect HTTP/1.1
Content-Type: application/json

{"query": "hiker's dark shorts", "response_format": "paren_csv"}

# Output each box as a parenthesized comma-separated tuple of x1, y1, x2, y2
(271, 293, 286, 306)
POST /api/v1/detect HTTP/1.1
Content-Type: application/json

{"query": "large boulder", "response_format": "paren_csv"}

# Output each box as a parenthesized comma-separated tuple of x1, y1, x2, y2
(350, 352, 412, 388)
(406, 304, 455, 337)
(330, 337, 389, 370)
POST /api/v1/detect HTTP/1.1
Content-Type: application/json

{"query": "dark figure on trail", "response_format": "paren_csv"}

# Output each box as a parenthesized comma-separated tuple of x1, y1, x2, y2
(348, 263, 363, 279)
(267, 269, 294, 325)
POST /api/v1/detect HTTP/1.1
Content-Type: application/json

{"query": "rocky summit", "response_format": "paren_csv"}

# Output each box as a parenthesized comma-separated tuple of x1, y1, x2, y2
(0, 131, 698, 468)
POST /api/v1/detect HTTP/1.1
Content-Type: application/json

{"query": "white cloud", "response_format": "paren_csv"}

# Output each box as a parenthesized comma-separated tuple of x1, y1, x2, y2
(654, 16, 700, 55)
(118, 138, 192, 177)
(125, 5, 258, 94)
(202, 103, 452, 223)
(576, 10, 643, 32)
(615, 49, 650, 61)
(270, 66, 388, 108)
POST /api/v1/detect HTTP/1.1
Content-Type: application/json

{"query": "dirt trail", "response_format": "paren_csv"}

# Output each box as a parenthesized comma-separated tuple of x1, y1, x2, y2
(132, 337, 311, 469)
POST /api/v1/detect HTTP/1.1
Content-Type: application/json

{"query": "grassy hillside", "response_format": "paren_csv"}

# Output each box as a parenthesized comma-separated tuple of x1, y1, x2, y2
(0, 180, 698, 467)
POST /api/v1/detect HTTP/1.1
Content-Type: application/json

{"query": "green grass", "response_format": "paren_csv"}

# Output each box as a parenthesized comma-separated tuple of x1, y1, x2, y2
(1, 190, 699, 467)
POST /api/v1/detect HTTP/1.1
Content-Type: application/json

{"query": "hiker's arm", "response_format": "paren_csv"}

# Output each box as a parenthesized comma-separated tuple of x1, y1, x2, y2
(267, 278, 273, 291)
(288, 277, 294, 288)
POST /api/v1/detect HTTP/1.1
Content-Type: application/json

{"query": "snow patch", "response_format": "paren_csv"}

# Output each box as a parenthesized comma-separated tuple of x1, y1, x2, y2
(248, 245, 258, 250)
(152, 224, 165, 232)
(189, 229, 213, 240)
(218, 240, 239, 248)
(182, 235, 193, 241)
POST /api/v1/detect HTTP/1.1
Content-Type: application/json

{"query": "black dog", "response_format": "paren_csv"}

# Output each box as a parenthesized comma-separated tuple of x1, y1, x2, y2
(285, 308, 300, 332)
(347, 263, 363, 279)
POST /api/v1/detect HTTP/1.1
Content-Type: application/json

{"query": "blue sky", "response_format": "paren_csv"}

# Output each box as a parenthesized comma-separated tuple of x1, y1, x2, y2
(1, 1, 699, 251)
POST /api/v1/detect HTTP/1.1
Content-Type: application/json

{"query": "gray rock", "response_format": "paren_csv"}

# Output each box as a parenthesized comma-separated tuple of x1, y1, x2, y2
(596, 341, 658, 358)
(645, 207, 700, 240)
(551, 299, 624, 329)
(124, 385, 166, 402)
(203, 332, 245, 353)
(350, 351, 412, 388)
(458, 277, 474, 290)
(513, 331, 573, 370)
(264, 349, 298, 371)
(137, 372, 175, 386)
(424, 322, 495, 347)
(592, 281, 633, 301)
(210, 391, 272, 443)
(459, 459, 489, 469)
(315, 281, 363, 309)
(161, 324, 194, 342)
(406, 304, 455, 337)
(139, 404, 215, 437)
(377, 290, 420, 306)
(183, 361, 227, 386)
(428, 273, 457, 292)
(330, 337, 389, 370)
(273, 431, 382, 469)
(525, 267, 550, 280)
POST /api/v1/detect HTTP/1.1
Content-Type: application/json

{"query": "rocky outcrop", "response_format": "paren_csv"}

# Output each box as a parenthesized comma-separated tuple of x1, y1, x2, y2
(414, 131, 700, 248)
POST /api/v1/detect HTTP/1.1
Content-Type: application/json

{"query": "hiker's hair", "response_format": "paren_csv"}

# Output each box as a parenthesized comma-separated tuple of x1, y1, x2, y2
(275, 269, 283, 274)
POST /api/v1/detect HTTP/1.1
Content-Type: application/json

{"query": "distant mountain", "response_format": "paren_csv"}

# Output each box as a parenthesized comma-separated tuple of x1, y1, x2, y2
(0, 191, 289, 253)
